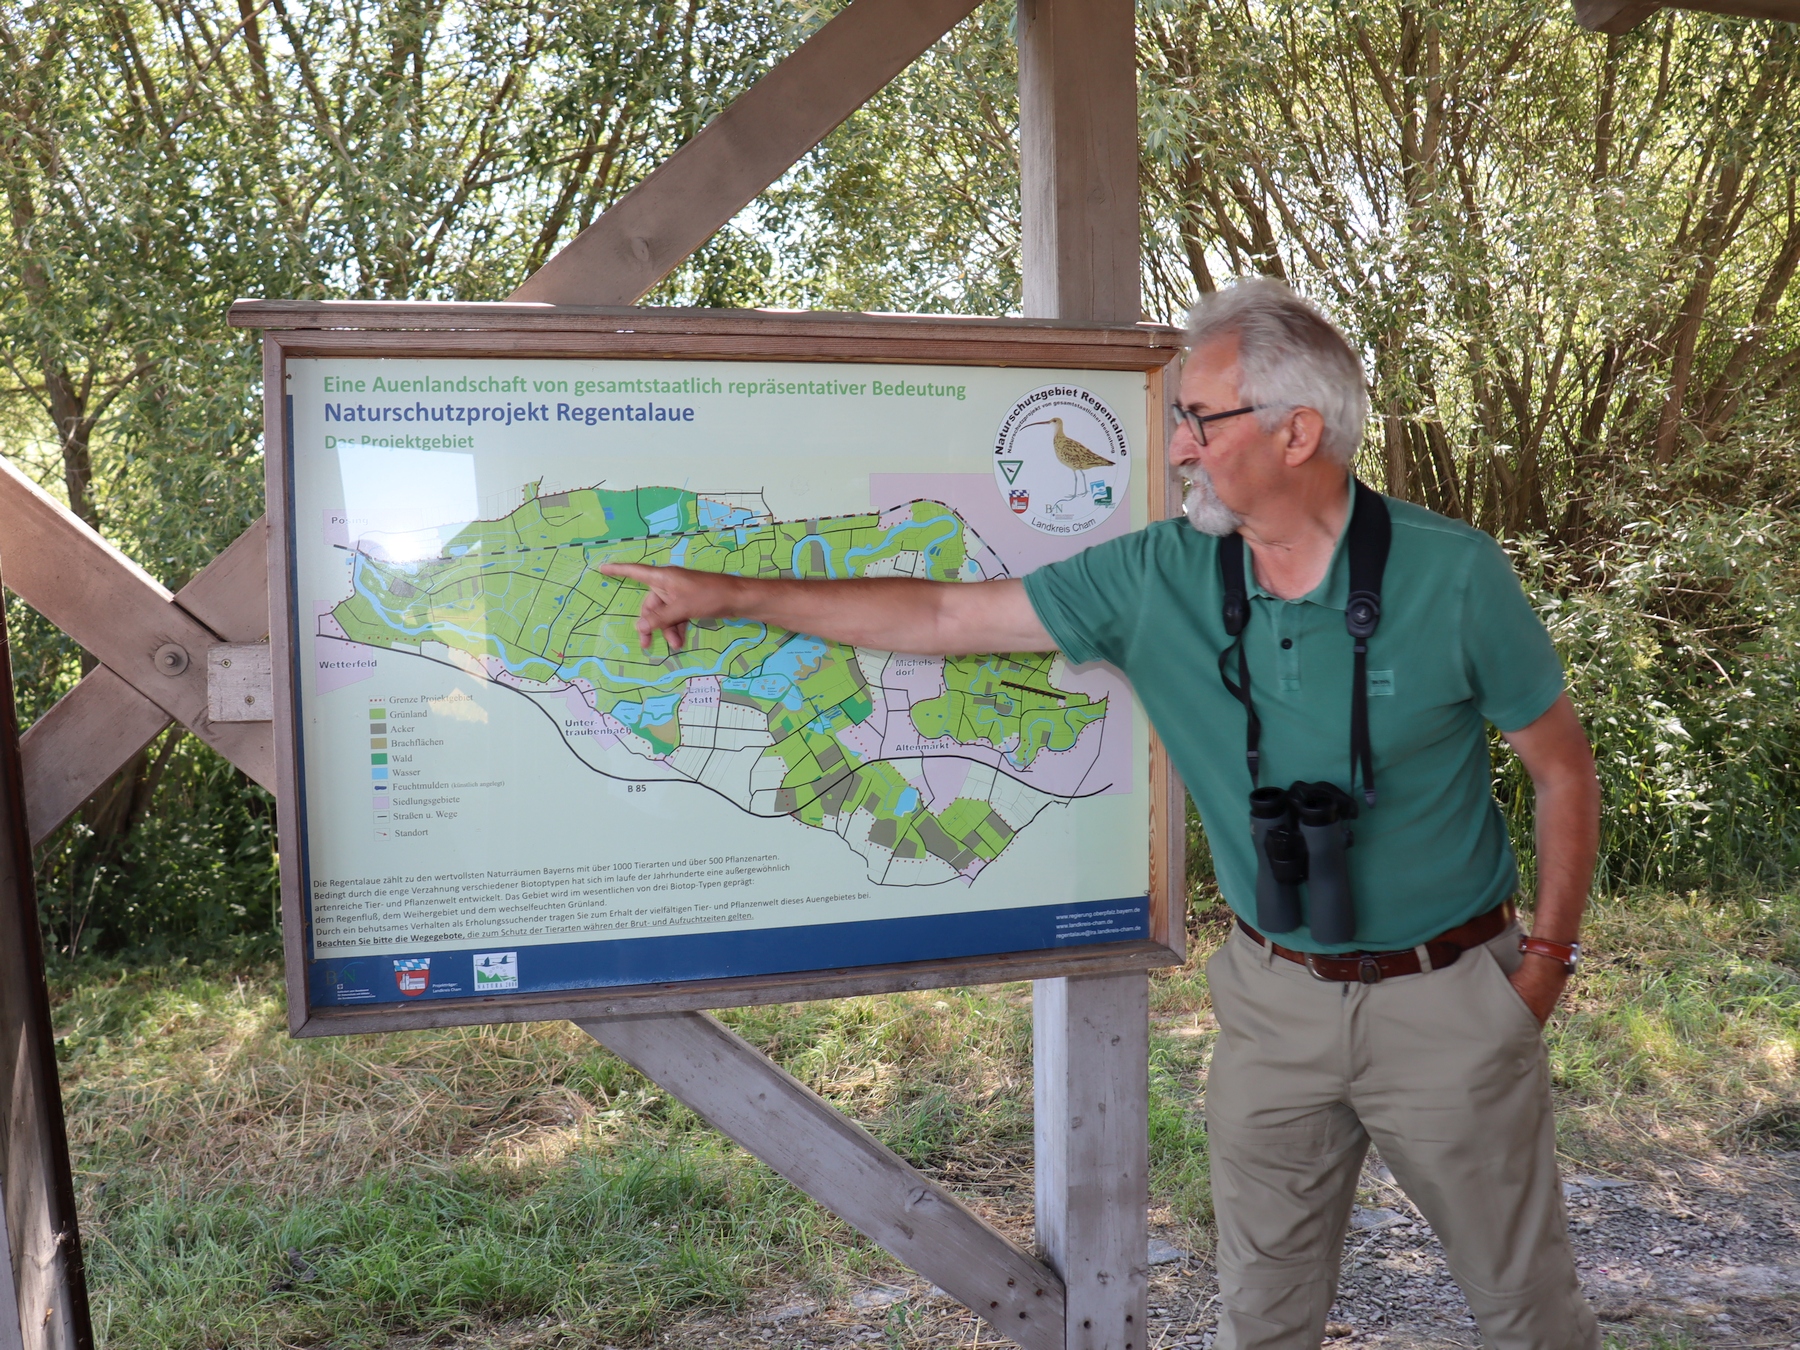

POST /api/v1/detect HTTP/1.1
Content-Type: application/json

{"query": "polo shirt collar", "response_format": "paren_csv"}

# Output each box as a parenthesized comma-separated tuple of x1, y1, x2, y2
(1245, 472, 1357, 611)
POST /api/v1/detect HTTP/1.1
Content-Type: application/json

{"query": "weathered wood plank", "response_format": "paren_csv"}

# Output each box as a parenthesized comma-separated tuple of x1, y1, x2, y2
(263, 337, 313, 1034)
(1, 1176, 22, 1350)
(1572, 0, 1800, 30)
(206, 645, 272, 723)
(579, 1011, 1064, 1350)
(292, 939, 1178, 1037)
(1018, 0, 1152, 1340)
(1034, 973, 1149, 1350)
(176, 516, 270, 643)
(1570, 0, 1663, 28)
(0, 459, 273, 789)
(18, 669, 171, 848)
(228, 300, 1181, 344)
(226, 304, 1183, 373)
(1018, 0, 1140, 324)
(508, 0, 985, 306)
(244, 327, 1179, 372)
(0, 567, 93, 1350)
(1143, 359, 1187, 959)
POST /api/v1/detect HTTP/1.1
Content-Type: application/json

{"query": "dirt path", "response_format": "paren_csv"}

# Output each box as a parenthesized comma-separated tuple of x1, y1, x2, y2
(636, 1151, 1800, 1349)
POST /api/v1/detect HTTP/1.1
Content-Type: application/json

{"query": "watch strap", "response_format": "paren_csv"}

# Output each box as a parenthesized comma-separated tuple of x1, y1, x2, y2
(1520, 936, 1580, 974)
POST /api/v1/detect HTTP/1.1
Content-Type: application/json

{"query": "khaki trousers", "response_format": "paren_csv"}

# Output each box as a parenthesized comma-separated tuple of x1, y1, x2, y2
(1203, 923, 1599, 1350)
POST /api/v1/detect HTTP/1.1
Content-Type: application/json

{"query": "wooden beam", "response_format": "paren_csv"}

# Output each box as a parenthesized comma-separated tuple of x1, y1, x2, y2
(293, 939, 1172, 1036)
(578, 1011, 1065, 1350)
(0, 459, 272, 790)
(1018, 0, 1141, 323)
(1572, 0, 1800, 30)
(1, 1179, 21, 1350)
(15, 516, 273, 845)
(508, 0, 984, 307)
(18, 670, 170, 848)
(175, 516, 271, 643)
(1034, 974, 1149, 1350)
(0, 568, 93, 1350)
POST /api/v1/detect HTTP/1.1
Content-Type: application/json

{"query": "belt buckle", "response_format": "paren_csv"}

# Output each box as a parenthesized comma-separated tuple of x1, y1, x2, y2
(1301, 953, 1334, 983)
(1358, 955, 1383, 984)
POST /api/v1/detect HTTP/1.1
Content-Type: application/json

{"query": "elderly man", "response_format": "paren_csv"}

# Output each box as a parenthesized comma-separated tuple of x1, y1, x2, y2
(603, 279, 1601, 1350)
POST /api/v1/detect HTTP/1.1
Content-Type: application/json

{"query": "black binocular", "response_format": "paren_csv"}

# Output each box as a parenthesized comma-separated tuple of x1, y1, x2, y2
(1248, 781, 1359, 944)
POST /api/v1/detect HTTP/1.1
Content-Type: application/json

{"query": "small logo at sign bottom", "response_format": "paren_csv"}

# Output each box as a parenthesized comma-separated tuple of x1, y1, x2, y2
(474, 952, 518, 991)
(393, 957, 431, 997)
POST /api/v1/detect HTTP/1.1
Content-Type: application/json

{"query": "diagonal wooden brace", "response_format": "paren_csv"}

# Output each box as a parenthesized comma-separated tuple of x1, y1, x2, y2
(0, 459, 274, 843)
(580, 1011, 1065, 1350)
(510, 0, 985, 307)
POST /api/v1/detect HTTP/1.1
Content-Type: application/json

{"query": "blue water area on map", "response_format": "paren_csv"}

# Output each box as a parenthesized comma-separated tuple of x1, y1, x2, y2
(894, 787, 920, 815)
(841, 513, 959, 573)
(304, 895, 1152, 1009)
(611, 692, 682, 727)
(644, 503, 685, 533)
(720, 635, 830, 711)
(699, 499, 758, 528)
(790, 534, 837, 578)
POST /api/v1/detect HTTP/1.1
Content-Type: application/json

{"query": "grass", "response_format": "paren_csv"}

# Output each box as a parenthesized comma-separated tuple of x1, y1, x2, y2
(48, 886, 1800, 1349)
(1545, 886, 1800, 1160)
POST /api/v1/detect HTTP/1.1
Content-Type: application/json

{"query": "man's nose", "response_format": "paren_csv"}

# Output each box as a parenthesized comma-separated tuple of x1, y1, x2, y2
(1168, 422, 1202, 467)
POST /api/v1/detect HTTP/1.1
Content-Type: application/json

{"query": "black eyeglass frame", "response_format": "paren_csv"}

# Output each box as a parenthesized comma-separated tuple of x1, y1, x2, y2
(1170, 401, 1273, 446)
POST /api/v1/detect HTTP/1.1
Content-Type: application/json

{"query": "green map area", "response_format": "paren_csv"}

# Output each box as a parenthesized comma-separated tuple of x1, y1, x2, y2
(330, 484, 1109, 881)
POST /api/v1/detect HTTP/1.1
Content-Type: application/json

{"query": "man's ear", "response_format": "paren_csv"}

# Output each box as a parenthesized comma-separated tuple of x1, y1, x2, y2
(1281, 408, 1327, 466)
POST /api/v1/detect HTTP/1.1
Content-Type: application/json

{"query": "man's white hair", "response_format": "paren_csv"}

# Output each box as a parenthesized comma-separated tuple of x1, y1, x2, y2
(1185, 279, 1370, 465)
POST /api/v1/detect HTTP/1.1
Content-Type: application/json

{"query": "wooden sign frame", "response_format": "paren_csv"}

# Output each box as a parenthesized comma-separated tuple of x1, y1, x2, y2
(244, 301, 1188, 1039)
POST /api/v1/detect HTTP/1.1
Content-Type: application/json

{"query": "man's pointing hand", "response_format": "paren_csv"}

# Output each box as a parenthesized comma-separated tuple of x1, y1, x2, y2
(595, 563, 1051, 660)
(598, 563, 737, 652)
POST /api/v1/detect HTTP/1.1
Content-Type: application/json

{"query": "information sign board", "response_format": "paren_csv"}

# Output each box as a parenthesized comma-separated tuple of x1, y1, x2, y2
(254, 305, 1186, 1034)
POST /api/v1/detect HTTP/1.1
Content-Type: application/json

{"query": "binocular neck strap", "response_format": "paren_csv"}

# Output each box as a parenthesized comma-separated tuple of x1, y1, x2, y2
(1217, 532, 1260, 786)
(1216, 479, 1392, 802)
(1345, 478, 1392, 806)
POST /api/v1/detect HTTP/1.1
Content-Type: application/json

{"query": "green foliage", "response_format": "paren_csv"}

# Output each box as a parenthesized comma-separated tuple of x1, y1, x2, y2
(1499, 503, 1800, 889)
(36, 738, 280, 961)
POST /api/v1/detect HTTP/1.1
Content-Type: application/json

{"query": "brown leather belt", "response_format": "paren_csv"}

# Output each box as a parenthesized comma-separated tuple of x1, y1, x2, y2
(1237, 900, 1515, 984)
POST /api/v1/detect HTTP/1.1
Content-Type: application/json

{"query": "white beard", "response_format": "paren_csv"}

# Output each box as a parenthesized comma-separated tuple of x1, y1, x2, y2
(1181, 465, 1244, 536)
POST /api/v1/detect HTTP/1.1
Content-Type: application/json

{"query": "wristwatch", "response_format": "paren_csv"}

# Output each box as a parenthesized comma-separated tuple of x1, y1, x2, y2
(1519, 936, 1581, 975)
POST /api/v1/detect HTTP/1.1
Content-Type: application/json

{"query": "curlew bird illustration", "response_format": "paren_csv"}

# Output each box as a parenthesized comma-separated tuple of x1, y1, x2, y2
(1024, 417, 1115, 500)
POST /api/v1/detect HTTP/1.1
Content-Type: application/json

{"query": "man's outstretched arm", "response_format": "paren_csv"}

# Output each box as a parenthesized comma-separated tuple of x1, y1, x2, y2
(597, 564, 1054, 657)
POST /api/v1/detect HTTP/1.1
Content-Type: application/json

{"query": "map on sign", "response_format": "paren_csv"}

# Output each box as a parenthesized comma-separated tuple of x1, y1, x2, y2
(285, 356, 1152, 1007)
(326, 485, 1109, 887)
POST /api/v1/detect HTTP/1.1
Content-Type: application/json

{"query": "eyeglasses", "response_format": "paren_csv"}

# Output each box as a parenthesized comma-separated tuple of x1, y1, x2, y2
(1170, 402, 1267, 446)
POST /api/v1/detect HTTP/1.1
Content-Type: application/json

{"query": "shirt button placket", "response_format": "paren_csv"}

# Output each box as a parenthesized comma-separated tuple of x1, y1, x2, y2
(1278, 608, 1302, 691)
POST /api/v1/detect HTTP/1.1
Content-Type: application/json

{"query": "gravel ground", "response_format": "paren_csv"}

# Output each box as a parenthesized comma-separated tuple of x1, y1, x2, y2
(638, 1150, 1800, 1349)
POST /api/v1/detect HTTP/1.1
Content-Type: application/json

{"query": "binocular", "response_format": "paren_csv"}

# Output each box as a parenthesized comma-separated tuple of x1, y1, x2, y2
(1248, 781, 1359, 944)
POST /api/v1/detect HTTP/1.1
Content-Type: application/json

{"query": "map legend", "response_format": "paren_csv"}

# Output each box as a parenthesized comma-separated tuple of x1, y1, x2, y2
(370, 700, 389, 837)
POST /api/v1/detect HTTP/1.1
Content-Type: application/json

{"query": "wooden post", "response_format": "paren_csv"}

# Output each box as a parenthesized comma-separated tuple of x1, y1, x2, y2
(1019, 0, 1150, 1346)
(0, 562, 93, 1350)
(1018, 0, 1141, 325)
(1034, 975, 1149, 1350)
(0, 1178, 23, 1350)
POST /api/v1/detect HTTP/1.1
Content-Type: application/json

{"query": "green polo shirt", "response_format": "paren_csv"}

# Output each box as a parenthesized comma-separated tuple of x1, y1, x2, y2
(1023, 482, 1564, 952)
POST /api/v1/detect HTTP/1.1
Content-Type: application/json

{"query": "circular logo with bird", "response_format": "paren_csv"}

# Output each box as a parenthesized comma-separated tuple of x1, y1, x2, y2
(992, 385, 1130, 536)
